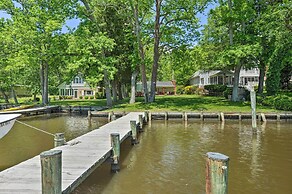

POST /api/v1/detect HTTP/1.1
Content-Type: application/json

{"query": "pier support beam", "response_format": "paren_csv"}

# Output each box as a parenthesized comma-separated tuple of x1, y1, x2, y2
(139, 115, 144, 131)
(183, 112, 188, 121)
(110, 133, 120, 172)
(206, 152, 229, 194)
(250, 88, 257, 130)
(220, 112, 225, 122)
(200, 111, 204, 121)
(130, 121, 139, 145)
(88, 110, 91, 119)
(144, 111, 149, 123)
(54, 133, 65, 147)
(40, 150, 62, 194)
(165, 112, 168, 120)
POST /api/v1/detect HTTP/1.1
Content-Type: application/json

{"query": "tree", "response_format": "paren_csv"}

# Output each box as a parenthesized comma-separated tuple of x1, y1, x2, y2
(201, 0, 260, 101)
(148, 0, 208, 102)
(0, 0, 76, 105)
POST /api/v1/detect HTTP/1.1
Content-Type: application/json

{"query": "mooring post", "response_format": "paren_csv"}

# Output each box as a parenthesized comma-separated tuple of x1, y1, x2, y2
(144, 111, 149, 123)
(200, 111, 204, 121)
(69, 106, 72, 113)
(88, 110, 91, 119)
(139, 114, 144, 131)
(54, 133, 65, 147)
(112, 114, 116, 121)
(277, 113, 280, 122)
(218, 112, 221, 121)
(206, 152, 229, 194)
(239, 112, 242, 121)
(110, 133, 120, 172)
(40, 150, 62, 194)
(220, 112, 225, 122)
(130, 120, 139, 145)
(184, 112, 188, 121)
(250, 87, 257, 130)
(108, 111, 113, 122)
(165, 112, 168, 120)
(149, 112, 152, 121)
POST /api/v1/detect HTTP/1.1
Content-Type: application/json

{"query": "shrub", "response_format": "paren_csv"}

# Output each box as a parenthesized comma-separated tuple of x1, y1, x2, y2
(176, 85, 184, 95)
(79, 96, 83, 99)
(196, 87, 207, 95)
(90, 96, 94, 100)
(273, 95, 292, 111)
(204, 85, 227, 96)
(223, 88, 233, 99)
(84, 96, 89, 100)
(261, 94, 292, 111)
(95, 92, 104, 99)
(184, 85, 198, 95)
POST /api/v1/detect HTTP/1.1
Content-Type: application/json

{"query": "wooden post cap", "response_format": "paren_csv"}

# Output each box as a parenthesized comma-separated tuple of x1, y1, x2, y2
(206, 152, 229, 162)
(41, 150, 62, 158)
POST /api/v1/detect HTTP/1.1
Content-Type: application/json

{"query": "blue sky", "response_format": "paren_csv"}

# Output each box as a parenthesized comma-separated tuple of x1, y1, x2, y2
(0, 3, 216, 32)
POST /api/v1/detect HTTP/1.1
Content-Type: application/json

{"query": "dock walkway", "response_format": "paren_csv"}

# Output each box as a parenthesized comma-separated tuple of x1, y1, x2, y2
(0, 106, 60, 115)
(0, 112, 145, 194)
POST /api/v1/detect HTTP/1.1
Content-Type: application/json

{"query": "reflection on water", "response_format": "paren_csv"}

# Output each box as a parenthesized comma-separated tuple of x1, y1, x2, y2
(73, 120, 292, 194)
(0, 113, 107, 171)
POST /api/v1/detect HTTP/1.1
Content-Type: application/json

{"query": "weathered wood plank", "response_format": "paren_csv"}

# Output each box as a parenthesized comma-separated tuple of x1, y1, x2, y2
(0, 112, 144, 194)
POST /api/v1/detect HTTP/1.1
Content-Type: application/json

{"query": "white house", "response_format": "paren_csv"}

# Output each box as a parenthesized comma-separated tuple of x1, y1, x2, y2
(58, 75, 103, 99)
(190, 68, 261, 88)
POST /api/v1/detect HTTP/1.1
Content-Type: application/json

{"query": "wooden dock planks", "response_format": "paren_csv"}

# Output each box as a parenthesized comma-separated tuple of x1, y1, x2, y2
(0, 106, 59, 115)
(0, 112, 144, 194)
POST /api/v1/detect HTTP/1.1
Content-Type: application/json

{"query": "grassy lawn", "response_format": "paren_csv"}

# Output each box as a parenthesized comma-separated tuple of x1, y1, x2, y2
(48, 95, 277, 113)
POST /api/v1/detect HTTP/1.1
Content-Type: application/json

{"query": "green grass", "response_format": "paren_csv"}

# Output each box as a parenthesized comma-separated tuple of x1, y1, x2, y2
(109, 95, 277, 113)
(1, 95, 279, 113)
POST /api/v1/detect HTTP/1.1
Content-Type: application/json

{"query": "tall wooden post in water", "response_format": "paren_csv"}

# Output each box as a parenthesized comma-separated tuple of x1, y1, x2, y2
(250, 86, 257, 130)
(206, 152, 229, 194)
(40, 150, 62, 194)
(130, 120, 139, 144)
(110, 133, 120, 172)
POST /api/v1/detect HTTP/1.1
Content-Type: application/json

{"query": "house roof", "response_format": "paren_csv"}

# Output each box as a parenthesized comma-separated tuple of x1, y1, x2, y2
(156, 81, 175, 88)
(209, 70, 234, 77)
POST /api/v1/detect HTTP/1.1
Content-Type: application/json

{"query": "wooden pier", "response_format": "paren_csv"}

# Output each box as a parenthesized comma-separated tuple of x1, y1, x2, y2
(0, 112, 145, 194)
(0, 106, 60, 116)
(90, 111, 292, 121)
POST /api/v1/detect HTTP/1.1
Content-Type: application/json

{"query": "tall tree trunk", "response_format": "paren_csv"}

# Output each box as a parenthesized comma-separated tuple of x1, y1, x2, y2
(130, 70, 138, 104)
(40, 62, 49, 105)
(258, 64, 265, 94)
(232, 64, 242, 102)
(0, 88, 9, 103)
(112, 79, 118, 102)
(104, 69, 112, 107)
(122, 84, 128, 98)
(11, 87, 18, 105)
(132, 1, 149, 102)
(149, 0, 162, 102)
(117, 81, 123, 100)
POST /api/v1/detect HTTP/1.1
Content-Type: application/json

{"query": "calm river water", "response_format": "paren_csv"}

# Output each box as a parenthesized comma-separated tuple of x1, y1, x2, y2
(1, 114, 292, 194)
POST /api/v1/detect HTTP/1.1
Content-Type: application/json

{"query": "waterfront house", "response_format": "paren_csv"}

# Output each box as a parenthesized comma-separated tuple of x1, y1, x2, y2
(58, 75, 103, 99)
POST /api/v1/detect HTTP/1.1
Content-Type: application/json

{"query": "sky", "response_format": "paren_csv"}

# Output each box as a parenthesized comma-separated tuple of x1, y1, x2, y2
(0, 3, 216, 33)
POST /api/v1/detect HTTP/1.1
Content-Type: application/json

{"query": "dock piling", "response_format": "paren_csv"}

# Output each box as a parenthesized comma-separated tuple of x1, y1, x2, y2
(110, 133, 120, 172)
(88, 110, 91, 119)
(206, 152, 229, 194)
(200, 111, 204, 121)
(130, 121, 139, 145)
(250, 87, 257, 130)
(165, 112, 168, 120)
(54, 133, 65, 147)
(220, 112, 225, 122)
(40, 150, 62, 194)
(139, 115, 144, 131)
(144, 111, 149, 122)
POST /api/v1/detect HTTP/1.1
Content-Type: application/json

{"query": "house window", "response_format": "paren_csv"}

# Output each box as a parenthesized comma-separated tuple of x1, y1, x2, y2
(85, 90, 93, 96)
(74, 76, 83, 84)
(200, 78, 204, 85)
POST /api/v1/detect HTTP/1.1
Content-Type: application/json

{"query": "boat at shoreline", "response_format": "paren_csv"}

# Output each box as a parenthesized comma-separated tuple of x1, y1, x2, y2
(0, 114, 21, 139)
